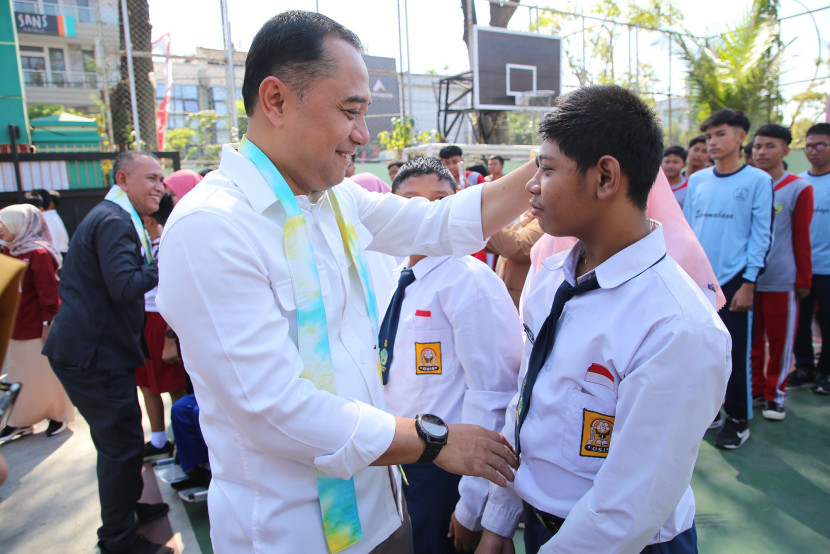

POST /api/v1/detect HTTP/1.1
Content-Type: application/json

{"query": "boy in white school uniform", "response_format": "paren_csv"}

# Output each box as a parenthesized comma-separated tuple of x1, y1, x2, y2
(380, 157, 522, 553)
(476, 85, 731, 554)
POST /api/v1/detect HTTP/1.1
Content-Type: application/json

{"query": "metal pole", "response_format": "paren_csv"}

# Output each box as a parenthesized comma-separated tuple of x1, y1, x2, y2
(120, 0, 142, 150)
(668, 33, 672, 143)
(9, 125, 24, 203)
(220, 0, 239, 141)
(404, 0, 413, 119)
(95, 1, 115, 148)
(396, 0, 406, 119)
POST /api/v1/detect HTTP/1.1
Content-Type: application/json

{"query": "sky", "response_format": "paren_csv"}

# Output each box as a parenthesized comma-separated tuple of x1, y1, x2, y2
(145, 0, 830, 110)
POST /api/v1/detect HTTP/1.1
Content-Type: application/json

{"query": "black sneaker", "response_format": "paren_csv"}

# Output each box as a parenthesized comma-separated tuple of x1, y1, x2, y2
(0, 424, 34, 444)
(143, 440, 174, 460)
(99, 536, 173, 554)
(715, 417, 750, 449)
(45, 419, 67, 437)
(811, 374, 830, 395)
(787, 368, 815, 389)
(752, 395, 765, 408)
(171, 466, 212, 491)
(762, 401, 786, 421)
(707, 412, 723, 431)
(135, 502, 169, 526)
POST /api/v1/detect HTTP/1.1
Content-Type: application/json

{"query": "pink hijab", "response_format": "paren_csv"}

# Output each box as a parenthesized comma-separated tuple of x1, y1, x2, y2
(0, 204, 61, 266)
(164, 169, 203, 199)
(350, 172, 391, 194)
(529, 168, 726, 310)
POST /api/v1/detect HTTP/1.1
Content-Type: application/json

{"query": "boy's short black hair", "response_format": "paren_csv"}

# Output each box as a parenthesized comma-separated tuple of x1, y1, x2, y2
(488, 155, 504, 165)
(743, 143, 754, 157)
(700, 108, 750, 133)
(806, 123, 830, 138)
(663, 145, 687, 162)
(149, 192, 175, 226)
(35, 189, 52, 210)
(23, 191, 42, 210)
(242, 10, 361, 115)
(688, 135, 706, 149)
(387, 160, 403, 170)
(47, 190, 61, 208)
(468, 163, 489, 176)
(392, 157, 456, 193)
(754, 124, 792, 146)
(538, 84, 663, 211)
(438, 145, 463, 160)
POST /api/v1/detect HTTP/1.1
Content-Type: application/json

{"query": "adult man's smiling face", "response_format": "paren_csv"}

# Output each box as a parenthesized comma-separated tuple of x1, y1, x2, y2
(117, 155, 165, 217)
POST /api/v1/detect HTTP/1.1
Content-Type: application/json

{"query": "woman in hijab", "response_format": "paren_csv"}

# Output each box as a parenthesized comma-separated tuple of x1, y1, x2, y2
(0, 204, 74, 442)
(163, 169, 202, 205)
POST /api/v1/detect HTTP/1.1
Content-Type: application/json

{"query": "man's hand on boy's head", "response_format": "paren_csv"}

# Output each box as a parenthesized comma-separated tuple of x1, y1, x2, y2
(435, 424, 518, 487)
(730, 282, 755, 312)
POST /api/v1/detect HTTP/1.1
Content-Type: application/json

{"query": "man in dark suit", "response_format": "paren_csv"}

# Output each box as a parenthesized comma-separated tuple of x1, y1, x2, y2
(43, 151, 171, 554)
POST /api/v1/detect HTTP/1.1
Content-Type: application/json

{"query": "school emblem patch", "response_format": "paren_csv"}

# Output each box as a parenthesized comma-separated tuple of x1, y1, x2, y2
(580, 409, 614, 458)
(415, 342, 442, 374)
(774, 201, 783, 215)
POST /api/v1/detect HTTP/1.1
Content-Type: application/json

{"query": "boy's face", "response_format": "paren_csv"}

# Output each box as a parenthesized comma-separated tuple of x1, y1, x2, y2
(441, 155, 463, 180)
(688, 142, 709, 167)
(526, 140, 593, 237)
(704, 123, 746, 161)
(752, 135, 788, 173)
(394, 173, 456, 202)
(805, 133, 830, 169)
(488, 158, 503, 175)
(661, 153, 686, 180)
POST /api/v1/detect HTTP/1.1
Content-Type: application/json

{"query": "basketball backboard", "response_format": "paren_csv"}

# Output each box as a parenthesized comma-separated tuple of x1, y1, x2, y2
(472, 26, 561, 111)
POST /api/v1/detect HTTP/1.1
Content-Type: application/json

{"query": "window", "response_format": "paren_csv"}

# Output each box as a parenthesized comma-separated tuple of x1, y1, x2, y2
(49, 48, 66, 86)
(21, 54, 46, 86)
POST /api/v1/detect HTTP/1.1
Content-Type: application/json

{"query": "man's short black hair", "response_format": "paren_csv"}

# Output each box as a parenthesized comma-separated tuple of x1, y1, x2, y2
(23, 191, 42, 210)
(538, 84, 663, 211)
(755, 124, 792, 146)
(489, 155, 504, 165)
(663, 145, 687, 162)
(391, 156, 456, 193)
(387, 161, 403, 170)
(242, 10, 361, 115)
(806, 123, 830, 138)
(688, 135, 706, 149)
(468, 163, 489, 177)
(35, 189, 52, 210)
(112, 151, 159, 183)
(700, 108, 750, 133)
(438, 145, 463, 160)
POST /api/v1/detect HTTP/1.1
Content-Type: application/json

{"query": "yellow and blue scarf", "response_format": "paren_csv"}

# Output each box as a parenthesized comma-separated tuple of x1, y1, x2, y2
(104, 185, 154, 265)
(239, 137, 379, 553)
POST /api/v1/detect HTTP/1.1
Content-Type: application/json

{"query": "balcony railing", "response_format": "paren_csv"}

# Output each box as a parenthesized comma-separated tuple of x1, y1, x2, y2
(13, 0, 95, 24)
(23, 69, 99, 89)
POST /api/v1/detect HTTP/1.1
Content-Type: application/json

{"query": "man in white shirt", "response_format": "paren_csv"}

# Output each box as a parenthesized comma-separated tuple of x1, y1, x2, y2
(381, 157, 522, 553)
(156, 10, 533, 554)
(476, 85, 731, 554)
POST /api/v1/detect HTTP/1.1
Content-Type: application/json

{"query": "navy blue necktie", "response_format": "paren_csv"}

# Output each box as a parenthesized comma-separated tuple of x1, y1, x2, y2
(515, 275, 600, 458)
(378, 268, 416, 385)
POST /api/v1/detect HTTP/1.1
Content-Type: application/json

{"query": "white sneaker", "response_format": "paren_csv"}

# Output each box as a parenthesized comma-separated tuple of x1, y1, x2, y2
(0, 425, 35, 444)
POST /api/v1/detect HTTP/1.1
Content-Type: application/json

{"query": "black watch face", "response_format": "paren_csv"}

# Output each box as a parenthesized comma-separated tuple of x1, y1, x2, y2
(420, 415, 448, 439)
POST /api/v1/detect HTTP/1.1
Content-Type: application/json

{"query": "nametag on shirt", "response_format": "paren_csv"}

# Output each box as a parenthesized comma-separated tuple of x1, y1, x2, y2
(415, 342, 442, 375)
(580, 409, 614, 458)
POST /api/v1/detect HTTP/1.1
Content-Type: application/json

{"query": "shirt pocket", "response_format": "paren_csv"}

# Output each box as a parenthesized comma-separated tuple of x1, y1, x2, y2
(273, 269, 332, 312)
(409, 321, 455, 378)
(561, 387, 617, 477)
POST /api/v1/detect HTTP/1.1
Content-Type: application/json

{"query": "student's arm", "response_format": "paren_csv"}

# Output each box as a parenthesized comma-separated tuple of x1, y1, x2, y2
(447, 273, 523, 545)
(792, 185, 814, 299)
(480, 161, 536, 238)
(537, 317, 730, 553)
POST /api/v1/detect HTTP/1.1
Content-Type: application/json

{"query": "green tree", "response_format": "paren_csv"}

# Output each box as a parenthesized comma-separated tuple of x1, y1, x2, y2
(27, 104, 83, 121)
(377, 117, 434, 156)
(674, 0, 786, 129)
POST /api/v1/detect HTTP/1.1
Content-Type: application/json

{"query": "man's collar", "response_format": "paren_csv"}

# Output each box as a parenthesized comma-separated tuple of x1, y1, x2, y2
(542, 221, 666, 289)
(220, 144, 279, 214)
(398, 255, 452, 281)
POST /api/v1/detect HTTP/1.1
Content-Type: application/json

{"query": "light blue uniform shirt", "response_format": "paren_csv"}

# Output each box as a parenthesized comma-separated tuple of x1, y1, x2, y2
(799, 170, 830, 275)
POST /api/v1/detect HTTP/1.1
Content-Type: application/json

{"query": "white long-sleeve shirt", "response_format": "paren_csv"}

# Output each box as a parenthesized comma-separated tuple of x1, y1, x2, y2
(481, 223, 731, 553)
(382, 255, 522, 530)
(156, 144, 488, 553)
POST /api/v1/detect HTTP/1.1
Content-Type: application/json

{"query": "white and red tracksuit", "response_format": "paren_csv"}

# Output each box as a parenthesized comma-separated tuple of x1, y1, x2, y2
(751, 172, 813, 403)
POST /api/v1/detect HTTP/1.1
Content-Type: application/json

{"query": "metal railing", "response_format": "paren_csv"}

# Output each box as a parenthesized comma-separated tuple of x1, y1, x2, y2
(23, 69, 99, 89)
(13, 0, 95, 23)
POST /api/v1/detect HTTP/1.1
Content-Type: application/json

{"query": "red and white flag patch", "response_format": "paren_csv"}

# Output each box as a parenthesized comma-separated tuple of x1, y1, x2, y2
(585, 363, 615, 391)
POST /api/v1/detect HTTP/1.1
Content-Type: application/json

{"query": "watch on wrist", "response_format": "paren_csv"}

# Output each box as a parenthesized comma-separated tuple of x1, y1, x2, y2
(165, 329, 177, 339)
(415, 413, 448, 463)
